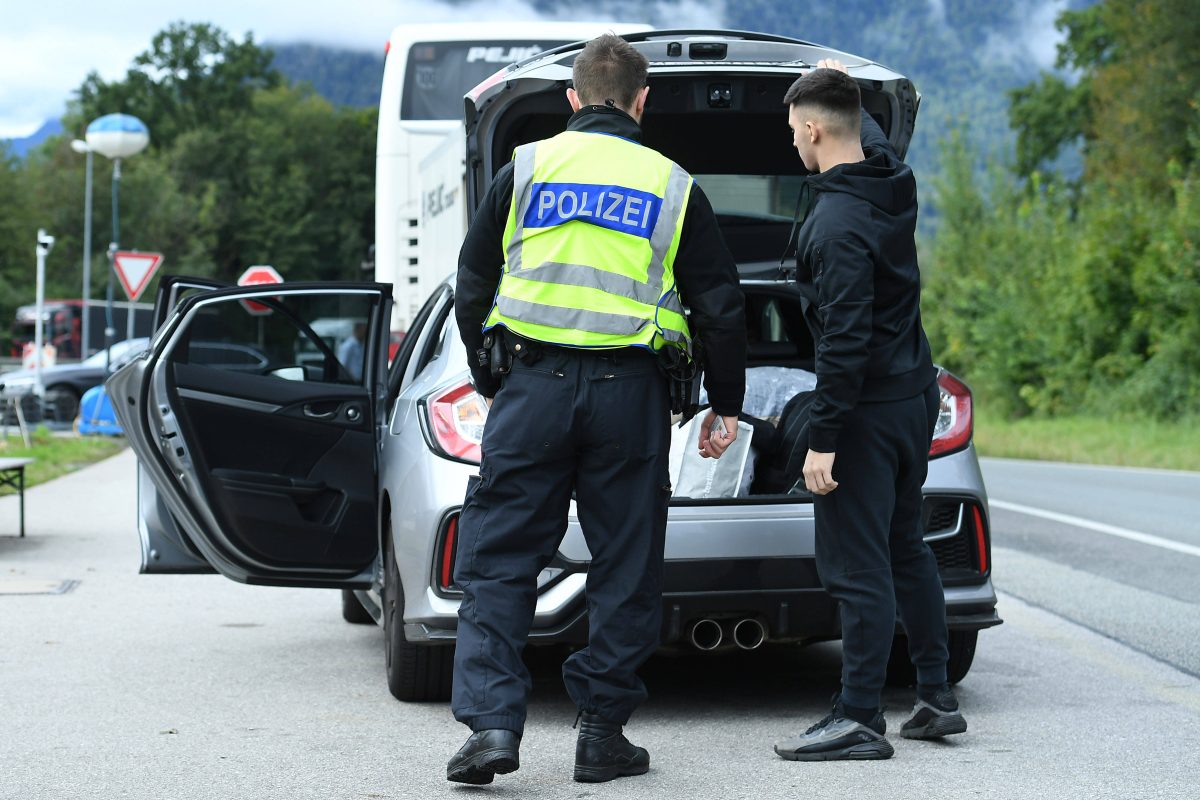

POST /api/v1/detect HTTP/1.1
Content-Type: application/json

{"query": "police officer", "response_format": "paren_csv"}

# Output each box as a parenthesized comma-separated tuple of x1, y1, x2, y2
(447, 33, 746, 785)
(771, 61, 966, 762)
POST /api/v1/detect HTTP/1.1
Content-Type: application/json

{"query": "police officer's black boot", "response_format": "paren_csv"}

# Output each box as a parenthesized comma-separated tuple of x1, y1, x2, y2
(446, 729, 520, 784)
(573, 712, 650, 783)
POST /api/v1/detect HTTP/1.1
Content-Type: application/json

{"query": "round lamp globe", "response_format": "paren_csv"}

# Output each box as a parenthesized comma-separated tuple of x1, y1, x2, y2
(85, 114, 150, 160)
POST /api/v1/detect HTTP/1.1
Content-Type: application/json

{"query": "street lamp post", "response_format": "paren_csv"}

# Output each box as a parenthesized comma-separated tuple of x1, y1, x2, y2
(69, 139, 94, 358)
(84, 114, 149, 366)
(34, 229, 56, 398)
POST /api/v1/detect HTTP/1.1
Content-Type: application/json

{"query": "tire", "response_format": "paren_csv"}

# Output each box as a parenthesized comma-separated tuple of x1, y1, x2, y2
(885, 630, 978, 687)
(384, 530, 454, 701)
(44, 386, 80, 423)
(340, 589, 374, 624)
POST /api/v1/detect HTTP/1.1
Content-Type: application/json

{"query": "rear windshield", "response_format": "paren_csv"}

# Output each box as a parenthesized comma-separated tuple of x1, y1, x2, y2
(695, 174, 803, 221)
(402, 40, 571, 120)
(693, 174, 805, 264)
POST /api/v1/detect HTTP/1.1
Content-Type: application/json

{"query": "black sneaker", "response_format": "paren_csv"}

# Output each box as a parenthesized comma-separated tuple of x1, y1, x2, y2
(774, 697, 893, 761)
(900, 687, 968, 739)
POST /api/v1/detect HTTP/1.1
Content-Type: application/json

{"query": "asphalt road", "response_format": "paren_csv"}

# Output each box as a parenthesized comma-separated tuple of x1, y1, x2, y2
(982, 457, 1200, 676)
(2, 450, 1198, 799)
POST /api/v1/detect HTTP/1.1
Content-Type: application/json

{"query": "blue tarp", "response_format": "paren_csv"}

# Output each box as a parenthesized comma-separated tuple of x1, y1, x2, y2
(78, 385, 122, 436)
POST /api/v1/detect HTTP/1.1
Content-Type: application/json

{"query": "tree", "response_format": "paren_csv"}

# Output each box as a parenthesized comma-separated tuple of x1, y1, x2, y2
(1009, 0, 1200, 187)
(68, 22, 281, 150)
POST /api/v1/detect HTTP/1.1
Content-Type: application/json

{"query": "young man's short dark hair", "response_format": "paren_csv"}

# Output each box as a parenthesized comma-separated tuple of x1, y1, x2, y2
(783, 68, 862, 138)
(572, 33, 649, 109)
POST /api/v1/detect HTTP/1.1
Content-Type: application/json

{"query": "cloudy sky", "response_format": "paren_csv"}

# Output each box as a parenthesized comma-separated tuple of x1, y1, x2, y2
(1, 0, 722, 138)
(3, 0, 1067, 140)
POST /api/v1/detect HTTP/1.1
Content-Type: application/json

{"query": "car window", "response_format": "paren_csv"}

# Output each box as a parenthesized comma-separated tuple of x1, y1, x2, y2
(84, 338, 150, 368)
(172, 292, 381, 386)
(387, 286, 449, 408)
(413, 298, 453, 377)
(745, 292, 815, 364)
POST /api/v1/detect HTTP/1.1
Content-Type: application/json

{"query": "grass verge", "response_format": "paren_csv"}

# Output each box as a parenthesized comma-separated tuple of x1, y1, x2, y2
(0, 428, 127, 493)
(974, 413, 1200, 471)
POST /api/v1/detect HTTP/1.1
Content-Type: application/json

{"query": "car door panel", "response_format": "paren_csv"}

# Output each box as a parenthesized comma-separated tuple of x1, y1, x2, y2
(134, 275, 231, 574)
(111, 283, 391, 587)
(138, 466, 216, 574)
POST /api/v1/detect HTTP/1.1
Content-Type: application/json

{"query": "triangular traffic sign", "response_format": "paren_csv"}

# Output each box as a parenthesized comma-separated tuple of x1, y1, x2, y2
(113, 251, 165, 301)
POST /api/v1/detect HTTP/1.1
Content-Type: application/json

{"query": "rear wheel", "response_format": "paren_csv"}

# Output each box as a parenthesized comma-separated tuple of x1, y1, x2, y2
(44, 386, 80, 423)
(885, 630, 978, 687)
(340, 589, 374, 624)
(384, 528, 453, 701)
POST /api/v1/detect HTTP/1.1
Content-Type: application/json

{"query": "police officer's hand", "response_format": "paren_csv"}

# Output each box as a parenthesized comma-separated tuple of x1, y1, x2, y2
(698, 410, 738, 459)
(803, 449, 839, 494)
(816, 58, 848, 74)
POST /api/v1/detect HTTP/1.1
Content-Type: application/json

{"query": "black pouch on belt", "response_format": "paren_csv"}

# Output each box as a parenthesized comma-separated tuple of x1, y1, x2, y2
(482, 332, 512, 378)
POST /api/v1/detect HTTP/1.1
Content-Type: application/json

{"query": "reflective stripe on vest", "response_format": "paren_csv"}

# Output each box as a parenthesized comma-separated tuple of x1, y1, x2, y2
(486, 130, 693, 351)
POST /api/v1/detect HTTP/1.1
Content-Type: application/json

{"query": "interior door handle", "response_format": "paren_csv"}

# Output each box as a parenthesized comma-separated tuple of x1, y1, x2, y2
(303, 403, 337, 420)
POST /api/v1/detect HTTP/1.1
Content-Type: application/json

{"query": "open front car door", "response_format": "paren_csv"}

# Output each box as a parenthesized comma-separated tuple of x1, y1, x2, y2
(109, 282, 392, 587)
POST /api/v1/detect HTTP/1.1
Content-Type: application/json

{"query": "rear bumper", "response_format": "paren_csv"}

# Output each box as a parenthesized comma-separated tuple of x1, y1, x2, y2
(405, 558, 1001, 644)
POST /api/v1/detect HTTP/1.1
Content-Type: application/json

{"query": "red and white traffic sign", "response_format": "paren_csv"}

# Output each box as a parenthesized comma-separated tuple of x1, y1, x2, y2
(113, 251, 164, 301)
(236, 265, 283, 315)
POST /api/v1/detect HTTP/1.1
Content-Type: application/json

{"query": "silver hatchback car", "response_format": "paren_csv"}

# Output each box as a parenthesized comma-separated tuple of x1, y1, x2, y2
(112, 30, 1000, 704)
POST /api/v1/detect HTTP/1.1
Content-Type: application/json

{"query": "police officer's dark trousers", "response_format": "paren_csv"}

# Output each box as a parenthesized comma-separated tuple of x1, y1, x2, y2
(451, 345, 670, 735)
(813, 381, 948, 710)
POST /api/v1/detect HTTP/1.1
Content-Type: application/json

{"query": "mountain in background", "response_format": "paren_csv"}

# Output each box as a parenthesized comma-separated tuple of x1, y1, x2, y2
(266, 0, 1092, 179)
(2, 118, 63, 158)
(270, 43, 384, 109)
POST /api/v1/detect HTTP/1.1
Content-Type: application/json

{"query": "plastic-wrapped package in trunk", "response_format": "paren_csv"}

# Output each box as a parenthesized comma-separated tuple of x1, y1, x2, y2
(700, 366, 816, 421)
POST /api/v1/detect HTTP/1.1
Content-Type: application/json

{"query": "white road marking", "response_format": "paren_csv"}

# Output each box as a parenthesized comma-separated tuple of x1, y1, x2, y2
(981, 456, 1200, 479)
(990, 499, 1200, 559)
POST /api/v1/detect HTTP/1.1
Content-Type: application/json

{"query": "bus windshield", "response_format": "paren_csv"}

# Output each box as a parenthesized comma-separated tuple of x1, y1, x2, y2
(401, 40, 568, 120)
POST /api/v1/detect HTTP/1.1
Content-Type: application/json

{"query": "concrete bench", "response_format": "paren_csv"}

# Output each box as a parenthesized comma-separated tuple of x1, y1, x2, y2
(0, 457, 34, 537)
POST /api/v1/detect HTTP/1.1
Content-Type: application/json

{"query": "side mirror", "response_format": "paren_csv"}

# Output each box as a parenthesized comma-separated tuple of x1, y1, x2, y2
(270, 366, 306, 382)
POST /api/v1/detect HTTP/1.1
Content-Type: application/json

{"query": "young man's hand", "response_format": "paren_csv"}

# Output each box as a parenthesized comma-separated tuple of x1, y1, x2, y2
(816, 58, 848, 74)
(697, 410, 739, 459)
(803, 449, 839, 494)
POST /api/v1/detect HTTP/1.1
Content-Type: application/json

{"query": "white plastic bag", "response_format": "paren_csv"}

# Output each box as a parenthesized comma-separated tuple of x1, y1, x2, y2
(669, 418, 755, 499)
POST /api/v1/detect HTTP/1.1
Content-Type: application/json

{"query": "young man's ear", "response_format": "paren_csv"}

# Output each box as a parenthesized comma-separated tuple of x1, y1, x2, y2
(566, 87, 583, 113)
(806, 119, 820, 145)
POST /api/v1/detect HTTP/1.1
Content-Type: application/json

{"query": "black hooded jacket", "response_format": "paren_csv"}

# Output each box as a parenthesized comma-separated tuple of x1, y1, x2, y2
(455, 104, 747, 416)
(794, 110, 937, 453)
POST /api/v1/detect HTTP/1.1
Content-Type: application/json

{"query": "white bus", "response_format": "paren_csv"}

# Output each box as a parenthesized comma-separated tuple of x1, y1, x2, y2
(375, 22, 651, 330)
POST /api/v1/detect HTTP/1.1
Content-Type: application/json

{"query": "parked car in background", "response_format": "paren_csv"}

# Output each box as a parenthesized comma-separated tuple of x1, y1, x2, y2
(0, 337, 150, 422)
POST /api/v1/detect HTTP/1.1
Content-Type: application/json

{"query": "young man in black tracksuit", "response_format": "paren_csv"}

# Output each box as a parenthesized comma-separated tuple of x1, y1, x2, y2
(772, 61, 967, 762)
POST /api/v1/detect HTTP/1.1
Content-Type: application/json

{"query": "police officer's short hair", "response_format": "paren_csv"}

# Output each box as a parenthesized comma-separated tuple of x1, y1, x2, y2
(572, 33, 649, 110)
(783, 68, 861, 138)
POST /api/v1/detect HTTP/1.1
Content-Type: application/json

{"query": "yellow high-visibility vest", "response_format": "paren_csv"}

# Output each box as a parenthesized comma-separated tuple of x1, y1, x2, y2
(485, 130, 693, 353)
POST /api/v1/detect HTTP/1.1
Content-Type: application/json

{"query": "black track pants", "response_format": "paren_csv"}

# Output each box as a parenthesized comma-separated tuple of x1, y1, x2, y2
(813, 381, 948, 709)
(451, 347, 670, 734)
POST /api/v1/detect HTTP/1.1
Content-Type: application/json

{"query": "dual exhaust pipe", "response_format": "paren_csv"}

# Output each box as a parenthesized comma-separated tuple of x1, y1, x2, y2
(687, 617, 767, 651)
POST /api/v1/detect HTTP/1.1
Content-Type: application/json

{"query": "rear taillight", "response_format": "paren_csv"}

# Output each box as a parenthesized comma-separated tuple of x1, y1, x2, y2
(426, 381, 489, 463)
(929, 370, 972, 458)
(438, 514, 459, 592)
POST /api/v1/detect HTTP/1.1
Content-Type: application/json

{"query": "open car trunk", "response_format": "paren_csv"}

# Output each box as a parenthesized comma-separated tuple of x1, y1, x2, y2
(463, 31, 921, 502)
